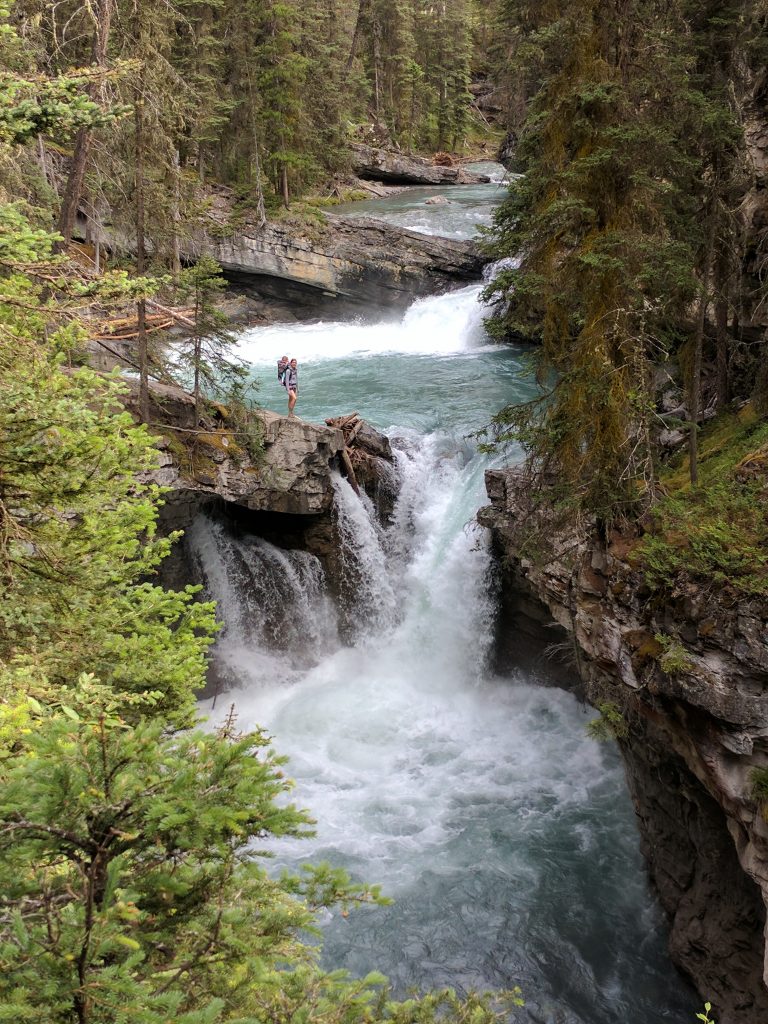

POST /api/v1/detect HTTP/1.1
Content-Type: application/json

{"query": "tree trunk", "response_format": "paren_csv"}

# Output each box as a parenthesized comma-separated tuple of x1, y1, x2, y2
(245, 66, 267, 229)
(193, 288, 202, 426)
(56, 0, 113, 247)
(688, 223, 715, 488)
(171, 148, 182, 279)
(280, 164, 290, 207)
(346, 0, 369, 71)
(715, 251, 730, 409)
(193, 339, 202, 425)
(372, 12, 381, 116)
(135, 83, 150, 425)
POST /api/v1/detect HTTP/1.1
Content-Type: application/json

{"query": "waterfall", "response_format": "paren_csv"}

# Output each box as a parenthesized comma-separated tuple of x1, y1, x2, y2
(330, 471, 398, 638)
(190, 276, 696, 1024)
(186, 516, 338, 688)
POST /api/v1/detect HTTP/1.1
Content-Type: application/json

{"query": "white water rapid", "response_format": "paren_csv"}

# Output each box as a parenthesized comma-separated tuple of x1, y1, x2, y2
(189, 201, 696, 1022)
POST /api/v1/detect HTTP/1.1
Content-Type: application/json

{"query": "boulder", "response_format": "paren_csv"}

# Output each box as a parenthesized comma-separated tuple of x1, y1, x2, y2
(159, 411, 345, 519)
(350, 143, 491, 185)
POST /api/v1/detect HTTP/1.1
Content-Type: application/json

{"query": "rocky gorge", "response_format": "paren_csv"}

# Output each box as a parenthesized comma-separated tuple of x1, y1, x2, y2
(478, 468, 768, 1024)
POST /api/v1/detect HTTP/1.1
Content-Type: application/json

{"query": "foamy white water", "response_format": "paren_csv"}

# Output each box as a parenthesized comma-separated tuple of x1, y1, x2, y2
(236, 284, 490, 366)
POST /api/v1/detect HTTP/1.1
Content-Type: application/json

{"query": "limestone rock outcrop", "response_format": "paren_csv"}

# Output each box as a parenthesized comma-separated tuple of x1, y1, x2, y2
(349, 143, 491, 185)
(154, 410, 346, 519)
(124, 382, 398, 614)
(479, 467, 768, 1024)
(197, 213, 483, 315)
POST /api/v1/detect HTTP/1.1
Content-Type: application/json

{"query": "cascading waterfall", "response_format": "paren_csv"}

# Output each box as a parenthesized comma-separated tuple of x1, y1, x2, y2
(195, 423, 695, 1024)
(330, 471, 398, 637)
(192, 190, 697, 1023)
(187, 516, 338, 688)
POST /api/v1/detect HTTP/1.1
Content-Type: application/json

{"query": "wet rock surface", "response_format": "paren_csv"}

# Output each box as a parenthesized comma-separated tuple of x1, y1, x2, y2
(125, 382, 397, 611)
(478, 466, 768, 1024)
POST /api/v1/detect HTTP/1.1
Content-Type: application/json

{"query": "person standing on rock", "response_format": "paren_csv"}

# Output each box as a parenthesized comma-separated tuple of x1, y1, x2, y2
(285, 358, 298, 416)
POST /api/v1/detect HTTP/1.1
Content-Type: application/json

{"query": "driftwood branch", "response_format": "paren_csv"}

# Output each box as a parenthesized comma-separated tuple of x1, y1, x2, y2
(340, 447, 361, 495)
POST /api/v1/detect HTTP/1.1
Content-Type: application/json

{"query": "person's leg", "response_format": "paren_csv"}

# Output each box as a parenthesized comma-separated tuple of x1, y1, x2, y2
(288, 388, 297, 414)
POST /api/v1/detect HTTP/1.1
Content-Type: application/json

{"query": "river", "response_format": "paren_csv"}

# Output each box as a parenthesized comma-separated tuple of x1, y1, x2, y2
(193, 169, 698, 1023)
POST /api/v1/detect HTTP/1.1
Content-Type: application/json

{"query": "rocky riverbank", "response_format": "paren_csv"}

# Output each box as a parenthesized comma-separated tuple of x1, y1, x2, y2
(478, 467, 768, 1024)
(349, 143, 491, 185)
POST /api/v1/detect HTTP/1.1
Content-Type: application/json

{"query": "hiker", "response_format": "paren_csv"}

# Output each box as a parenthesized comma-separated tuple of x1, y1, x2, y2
(277, 355, 289, 385)
(285, 358, 298, 416)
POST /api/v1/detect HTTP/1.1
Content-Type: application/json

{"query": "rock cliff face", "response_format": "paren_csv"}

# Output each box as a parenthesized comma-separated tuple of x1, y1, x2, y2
(196, 211, 483, 315)
(128, 382, 397, 624)
(78, 201, 483, 320)
(153, 406, 347, 521)
(479, 467, 768, 1024)
(350, 144, 491, 185)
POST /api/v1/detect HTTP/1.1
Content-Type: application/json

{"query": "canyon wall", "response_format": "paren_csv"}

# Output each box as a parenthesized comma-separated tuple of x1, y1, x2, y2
(479, 467, 768, 1024)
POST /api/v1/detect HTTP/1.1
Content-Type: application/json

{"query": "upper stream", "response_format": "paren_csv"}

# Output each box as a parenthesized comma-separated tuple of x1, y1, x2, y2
(332, 160, 510, 239)
(193, 176, 697, 1024)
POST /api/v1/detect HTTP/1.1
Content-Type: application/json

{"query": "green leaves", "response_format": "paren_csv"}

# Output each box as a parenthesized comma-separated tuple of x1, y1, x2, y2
(0, 352, 218, 719)
(0, 697, 519, 1024)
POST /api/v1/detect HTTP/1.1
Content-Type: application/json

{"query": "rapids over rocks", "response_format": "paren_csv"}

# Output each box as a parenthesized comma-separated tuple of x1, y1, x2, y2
(188, 175, 698, 1024)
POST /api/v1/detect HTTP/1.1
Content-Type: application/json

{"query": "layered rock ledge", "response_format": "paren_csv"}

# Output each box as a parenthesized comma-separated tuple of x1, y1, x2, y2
(195, 210, 483, 315)
(350, 143, 491, 185)
(126, 383, 397, 621)
(479, 467, 768, 1024)
(126, 382, 394, 523)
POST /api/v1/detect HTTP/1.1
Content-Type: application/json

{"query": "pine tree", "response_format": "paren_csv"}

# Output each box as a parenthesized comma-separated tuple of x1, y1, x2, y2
(0, 695, 391, 1023)
(177, 255, 252, 424)
(485, 0, 704, 519)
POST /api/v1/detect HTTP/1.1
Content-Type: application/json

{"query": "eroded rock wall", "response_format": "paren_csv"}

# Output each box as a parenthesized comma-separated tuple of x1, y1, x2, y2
(195, 210, 484, 313)
(479, 467, 768, 1024)
(130, 382, 398, 636)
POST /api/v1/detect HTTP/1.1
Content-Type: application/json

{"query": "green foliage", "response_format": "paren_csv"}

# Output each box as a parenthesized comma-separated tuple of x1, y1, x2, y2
(0, 692, 524, 1021)
(696, 1002, 716, 1024)
(0, 0, 119, 147)
(177, 255, 259, 420)
(639, 412, 768, 596)
(0, 694, 370, 1021)
(586, 702, 628, 741)
(654, 634, 695, 675)
(750, 767, 768, 805)
(482, 0, 705, 519)
(641, 484, 768, 596)
(0, 14, 532, 1024)
(483, 0, 767, 524)
(0, 34, 216, 719)
(0, 345, 217, 719)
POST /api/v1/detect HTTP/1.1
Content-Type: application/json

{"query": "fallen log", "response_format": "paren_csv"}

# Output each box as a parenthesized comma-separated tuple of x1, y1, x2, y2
(146, 299, 196, 329)
(340, 447, 361, 496)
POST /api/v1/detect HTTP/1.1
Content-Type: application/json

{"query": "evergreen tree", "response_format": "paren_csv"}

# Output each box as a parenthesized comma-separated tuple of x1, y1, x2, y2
(0, 2, 213, 719)
(0, 695, 388, 1023)
(177, 255, 253, 424)
(485, 0, 703, 519)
